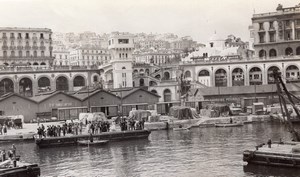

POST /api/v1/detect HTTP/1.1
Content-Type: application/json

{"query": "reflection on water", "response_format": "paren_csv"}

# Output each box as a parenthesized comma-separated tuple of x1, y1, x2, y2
(1, 123, 300, 177)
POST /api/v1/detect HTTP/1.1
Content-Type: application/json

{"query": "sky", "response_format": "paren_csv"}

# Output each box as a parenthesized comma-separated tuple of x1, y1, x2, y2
(0, 0, 298, 43)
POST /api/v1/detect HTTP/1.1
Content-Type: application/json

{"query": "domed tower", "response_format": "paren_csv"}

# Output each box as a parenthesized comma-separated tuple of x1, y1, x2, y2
(108, 32, 134, 88)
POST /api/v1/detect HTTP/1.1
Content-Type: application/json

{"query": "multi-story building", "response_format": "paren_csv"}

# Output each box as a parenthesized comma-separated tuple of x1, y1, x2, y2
(251, 3, 300, 58)
(0, 27, 53, 66)
(69, 46, 111, 66)
(53, 40, 70, 66)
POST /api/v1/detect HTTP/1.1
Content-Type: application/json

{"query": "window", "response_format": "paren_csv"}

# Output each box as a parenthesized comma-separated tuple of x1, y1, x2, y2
(2, 33, 6, 38)
(40, 41, 44, 46)
(33, 41, 37, 46)
(259, 33, 265, 43)
(10, 33, 14, 38)
(10, 51, 15, 57)
(119, 53, 121, 58)
(11, 41, 14, 46)
(3, 51, 7, 57)
(125, 53, 128, 58)
(259, 23, 264, 30)
(41, 51, 45, 57)
(60, 55, 62, 59)
(65, 55, 67, 59)
(25, 33, 29, 39)
(18, 33, 22, 39)
(118, 39, 129, 44)
(34, 51, 37, 57)
(26, 51, 30, 57)
(269, 21, 274, 30)
(19, 51, 22, 57)
(40, 33, 44, 39)
(296, 19, 300, 26)
(269, 32, 275, 42)
(286, 20, 291, 27)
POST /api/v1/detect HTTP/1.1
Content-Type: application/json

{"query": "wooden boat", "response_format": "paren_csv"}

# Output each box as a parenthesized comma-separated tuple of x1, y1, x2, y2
(243, 142, 300, 168)
(35, 130, 151, 148)
(173, 127, 189, 131)
(0, 161, 40, 177)
(215, 122, 243, 127)
(77, 140, 109, 146)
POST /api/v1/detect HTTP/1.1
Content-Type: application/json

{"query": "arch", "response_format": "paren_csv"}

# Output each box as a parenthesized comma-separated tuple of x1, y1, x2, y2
(0, 78, 14, 95)
(163, 72, 170, 80)
(56, 76, 69, 91)
(38, 77, 51, 93)
(215, 68, 227, 87)
(155, 74, 161, 79)
(122, 67, 126, 69)
(286, 65, 300, 83)
(285, 47, 293, 56)
(27, 62, 31, 66)
(40, 62, 46, 65)
(149, 81, 157, 86)
(259, 49, 266, 58)
(3, 63, 8, 66)
(296, 46, 300, 55)
(267, 66, 280, 84)
(184, 70, 191, 78)
(151, 89, 158, 94)
(33, 62, 38, 66)
(249, 67, 263, 85)
(19, 77, 33, 97)
(139, 78, 145, 87)
(198, 69, 210, 76)
(133, 69, 138, 76)
(93, 75, 98, 82)
(163, 89, 171, 102)
(232, 68, 244, 86)
(145, 69, 150, 75)
(269, 49, 277, 57)
(73, 75, 86, 87)
(139, 69, 144, 73)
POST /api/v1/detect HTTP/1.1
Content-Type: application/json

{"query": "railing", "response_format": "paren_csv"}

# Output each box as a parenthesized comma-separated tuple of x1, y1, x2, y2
(32, 46, 38, 50)
(40, 46, 46, 50)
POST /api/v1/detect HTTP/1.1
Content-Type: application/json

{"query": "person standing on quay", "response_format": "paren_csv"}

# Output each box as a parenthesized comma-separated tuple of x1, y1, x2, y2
(0, 124, 2, 135)
(3, 124, 7, 135)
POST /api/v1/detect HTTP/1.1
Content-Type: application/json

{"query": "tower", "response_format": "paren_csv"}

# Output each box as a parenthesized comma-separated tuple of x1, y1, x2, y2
(108, 32, 134, 88)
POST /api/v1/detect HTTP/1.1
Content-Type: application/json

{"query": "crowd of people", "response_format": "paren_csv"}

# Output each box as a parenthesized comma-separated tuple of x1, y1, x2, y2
(120, 118, 145, 131)
(37, 122, 84, 138)
(0, 144, 17, 162)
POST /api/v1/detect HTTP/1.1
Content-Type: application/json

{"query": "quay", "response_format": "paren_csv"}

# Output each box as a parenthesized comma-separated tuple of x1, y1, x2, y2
(243, 142, 300, 168)
(35, 130, 151, 148)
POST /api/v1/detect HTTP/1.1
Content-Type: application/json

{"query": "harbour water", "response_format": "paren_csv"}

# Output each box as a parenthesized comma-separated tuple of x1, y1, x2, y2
(2, 123, 300, 177)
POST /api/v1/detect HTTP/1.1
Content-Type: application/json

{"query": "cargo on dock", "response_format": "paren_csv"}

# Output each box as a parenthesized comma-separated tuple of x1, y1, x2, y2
(243, 142, 300, 168)
(35, 130, 151, 148)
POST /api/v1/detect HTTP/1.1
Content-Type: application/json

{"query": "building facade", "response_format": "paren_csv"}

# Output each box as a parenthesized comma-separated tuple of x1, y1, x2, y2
(0, 27, 53, 66)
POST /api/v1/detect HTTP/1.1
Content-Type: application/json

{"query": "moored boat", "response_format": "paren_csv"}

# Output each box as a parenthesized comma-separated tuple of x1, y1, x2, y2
(77, 140, 109, 146)
(215, 122, 243, 127)
(0, 160, 40, 177)
(173, 127, 189, 131)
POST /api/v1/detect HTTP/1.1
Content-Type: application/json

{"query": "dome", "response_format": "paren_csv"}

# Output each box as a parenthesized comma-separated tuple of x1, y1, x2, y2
(209, 33, 224, 42)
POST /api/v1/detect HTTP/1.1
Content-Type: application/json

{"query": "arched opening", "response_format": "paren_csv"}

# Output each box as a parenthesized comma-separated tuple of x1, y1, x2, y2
(249, 67, 262, 85)
(93, 75, 98, 82)
(73, 76, 85, 87)
(145, 69, 150, 75)
(3, 63, 8, 66)
(139, 69, 144, 73)
(184, 70, 191, 78)
(269, 49, 277, 57)
(38, 77, 51, 93)
(155, 74, 161, 79)
(27, 62, 31, 66)
(285, 47, 293, 56)
(139, 78, 144, 87)
(232, 68, 244, 86)
(198, 70, 210, 86)
(215, 69, 227, 87)
(163, 89, 171, 102)
(40, 62, 46, 65)
(19, 77, 33, 97)
(149, 81, 157, 86)
(56, 76, 69, 91)
(133, 69, 138, 76)
(286, 65, 300, 83)
(296, 47, 300, 55)
(259, 50, 266, 58)
(151, 89, 157, 94)
(0, 78, 14, 96)
(163, 72, 170, 80)
(268, 66, 280, 84)
(33, 62, 39, 66)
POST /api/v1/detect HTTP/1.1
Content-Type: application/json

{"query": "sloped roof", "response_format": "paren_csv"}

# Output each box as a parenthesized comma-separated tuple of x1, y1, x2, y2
(118, 88, 161, 99)
(73, 89, 121, 101)
(0, 93, 38, 103)
(30, 91, 82, 102)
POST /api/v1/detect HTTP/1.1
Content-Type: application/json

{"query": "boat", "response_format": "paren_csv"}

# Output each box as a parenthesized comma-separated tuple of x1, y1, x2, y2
(215, 122, 243, 127)
(35, 130, 151, 148)
(77, 140, 109, 146)
(0, 160, 40, 177)
(173, 127, 189, 131)
(243, 142, 300, 168)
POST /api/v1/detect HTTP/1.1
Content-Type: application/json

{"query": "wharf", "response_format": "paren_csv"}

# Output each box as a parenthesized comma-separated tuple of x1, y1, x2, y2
(243, 142, 300, 168)
(35, 130, 151, 148)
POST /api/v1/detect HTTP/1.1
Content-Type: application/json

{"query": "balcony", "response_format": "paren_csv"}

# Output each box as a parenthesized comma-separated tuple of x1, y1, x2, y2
(24, 46, 31, 50)
(9, 46, 16, 50)
(2, 46, 8, 50)
(40, 46, 46, 50)
(10, 36, 15, 40)
(32, 46, 38, 50)
(17, 46, 23, 50)
(2, 36, 7, 39)
(17, 37, 22, 40)
(32, 37, 38, 40)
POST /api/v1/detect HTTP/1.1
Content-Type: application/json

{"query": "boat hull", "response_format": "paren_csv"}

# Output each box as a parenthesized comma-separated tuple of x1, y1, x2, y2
(215, 123, 243, 127)
(0, 164, 40, 177)
(77, 140, 109, 146)
(35, 130, 151, 148)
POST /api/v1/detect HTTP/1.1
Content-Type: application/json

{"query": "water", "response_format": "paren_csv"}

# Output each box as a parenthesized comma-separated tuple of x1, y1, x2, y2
(2, 123, 300, 177)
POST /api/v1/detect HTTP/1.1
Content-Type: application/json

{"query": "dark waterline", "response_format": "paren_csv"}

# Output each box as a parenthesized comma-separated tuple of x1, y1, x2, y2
(2, 123, 300, 177)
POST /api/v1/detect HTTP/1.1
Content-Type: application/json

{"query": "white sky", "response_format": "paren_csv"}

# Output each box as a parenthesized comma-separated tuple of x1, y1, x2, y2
(0, 0, 298, 42)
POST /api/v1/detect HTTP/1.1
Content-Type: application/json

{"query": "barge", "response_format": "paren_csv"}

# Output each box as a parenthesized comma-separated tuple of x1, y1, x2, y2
(243, 142, 300, 168)
(35, 130, 151, 148)
(0, 161, 40, 177)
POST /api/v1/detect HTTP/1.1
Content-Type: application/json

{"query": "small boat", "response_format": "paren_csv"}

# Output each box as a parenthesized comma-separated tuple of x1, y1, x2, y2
(173, 127, 189, 131)
(77, 140, 109, 146)
(215, 122, 244, 127)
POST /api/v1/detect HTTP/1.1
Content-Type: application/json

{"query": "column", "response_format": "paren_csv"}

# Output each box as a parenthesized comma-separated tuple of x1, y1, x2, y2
(211, 67, 214, 87)
(227, 66, 232, 87)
